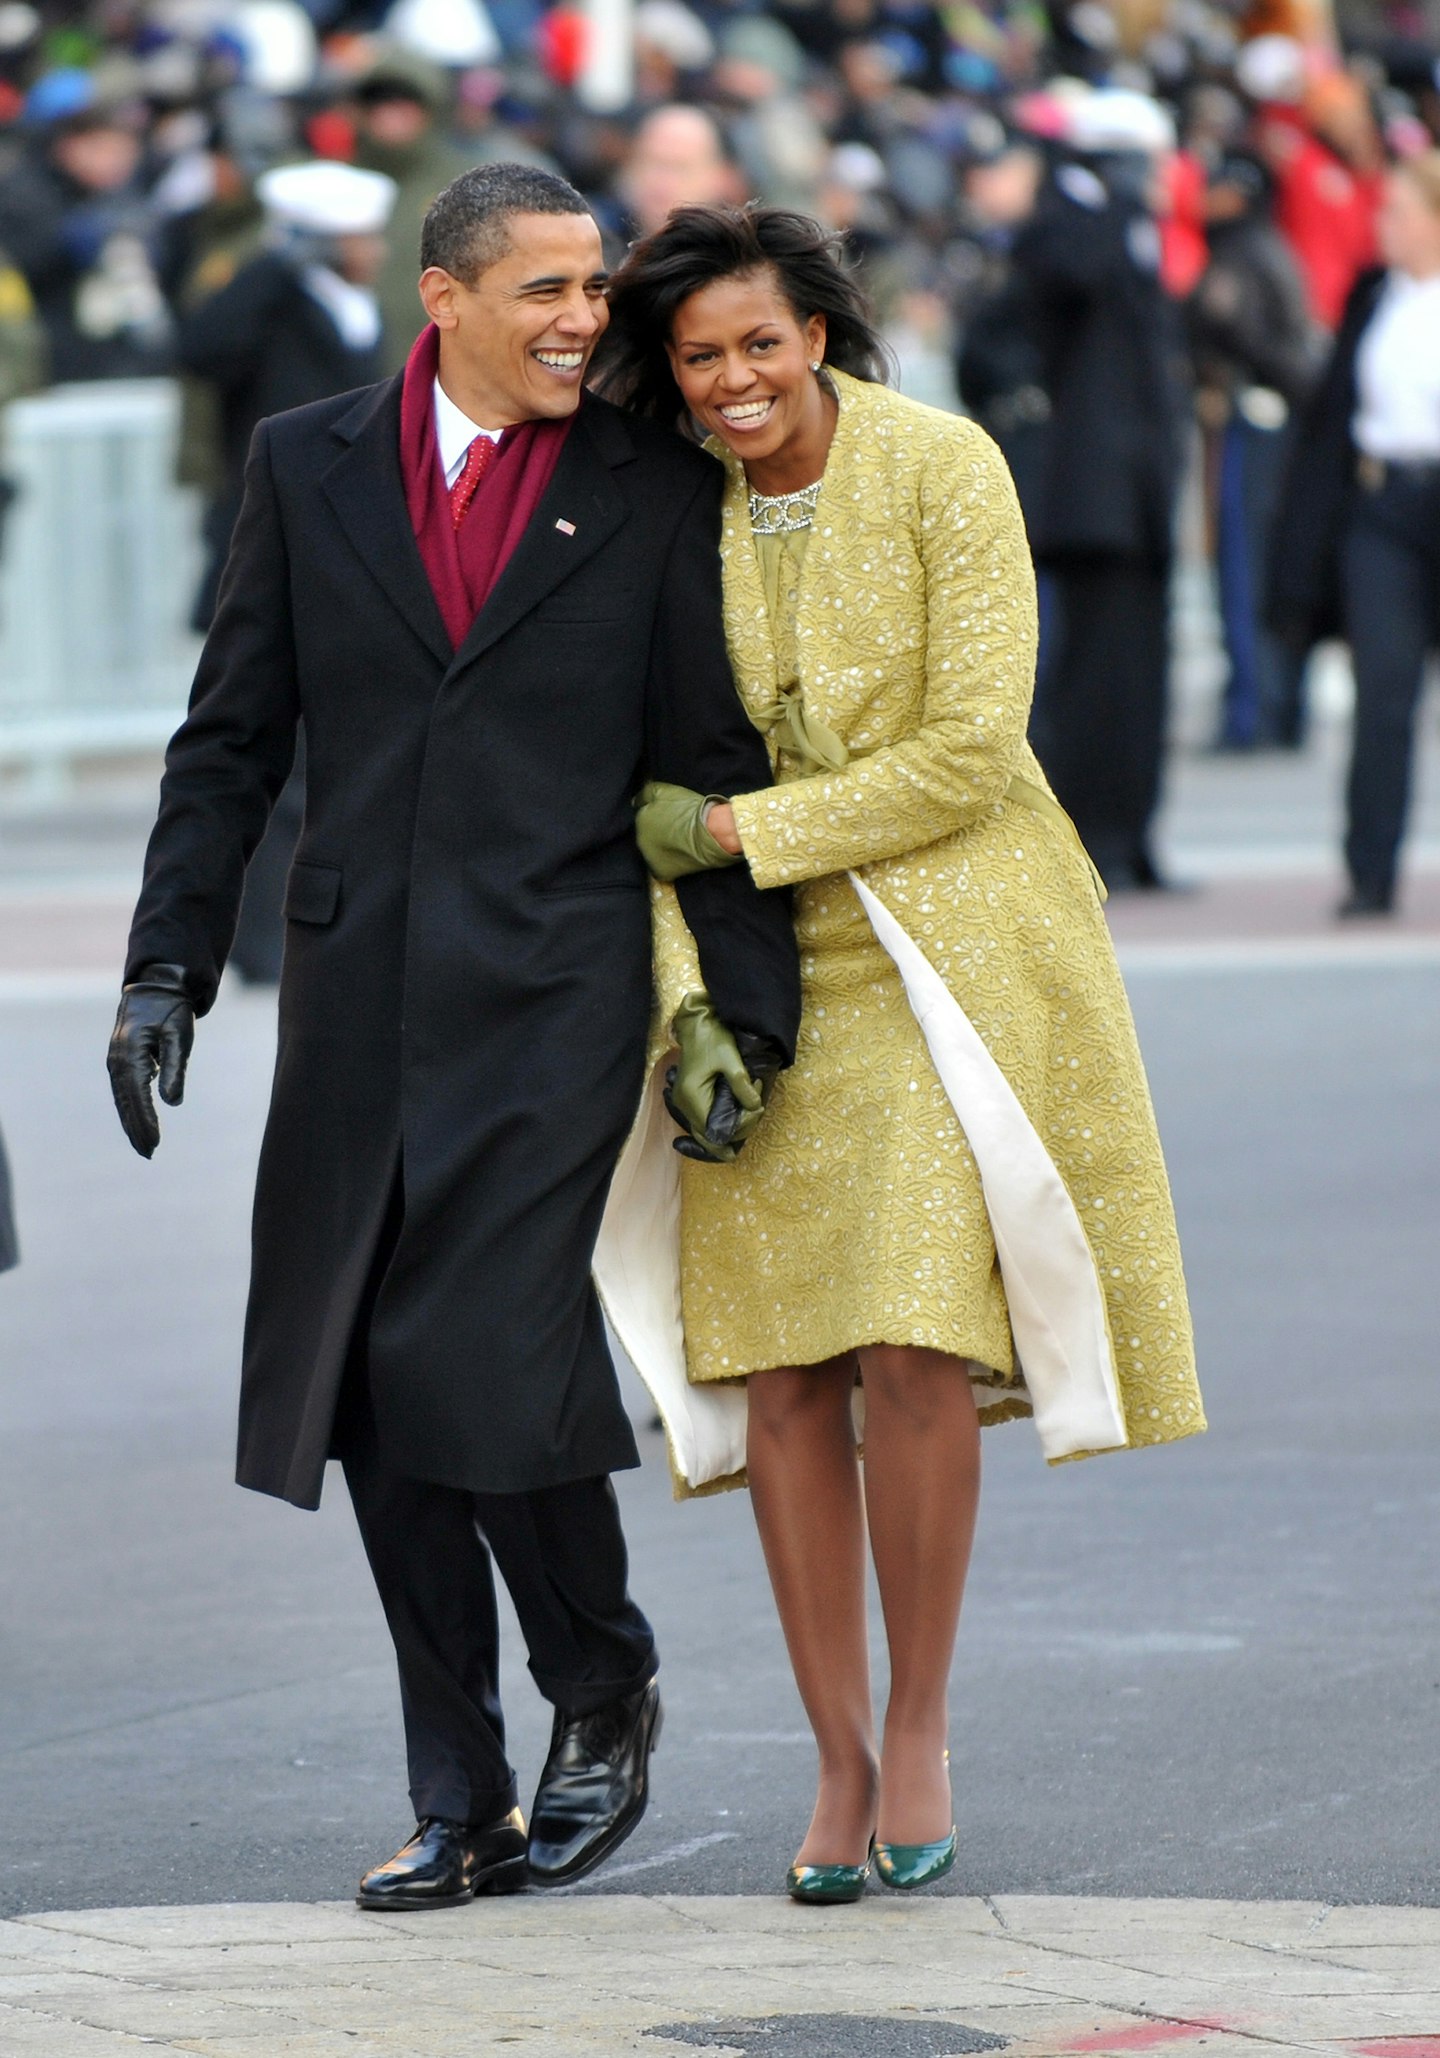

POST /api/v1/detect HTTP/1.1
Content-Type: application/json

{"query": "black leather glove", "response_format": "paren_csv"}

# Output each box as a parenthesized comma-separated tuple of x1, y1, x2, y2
(107, 963, 195, 1160)
(663, 992, 785, 1164)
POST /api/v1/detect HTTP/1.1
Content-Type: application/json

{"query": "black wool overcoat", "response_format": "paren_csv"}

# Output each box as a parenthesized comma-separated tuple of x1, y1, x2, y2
(125, 377, 801, 1509)
(1013, 170, 1187, 567)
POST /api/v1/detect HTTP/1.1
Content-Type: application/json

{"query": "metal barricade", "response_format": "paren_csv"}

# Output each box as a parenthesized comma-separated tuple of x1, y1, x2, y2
(0, 379, 201, 797)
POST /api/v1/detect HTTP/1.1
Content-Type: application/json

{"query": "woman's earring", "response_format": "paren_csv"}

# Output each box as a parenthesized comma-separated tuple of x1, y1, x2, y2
(809, 361, 822, 372)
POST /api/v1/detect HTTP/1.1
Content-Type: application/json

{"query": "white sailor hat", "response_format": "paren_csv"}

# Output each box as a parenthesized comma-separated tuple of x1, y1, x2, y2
(256, 161, 398, 237)
(1234, 35, 1306, 107)
(1067, 88, 1176, 156)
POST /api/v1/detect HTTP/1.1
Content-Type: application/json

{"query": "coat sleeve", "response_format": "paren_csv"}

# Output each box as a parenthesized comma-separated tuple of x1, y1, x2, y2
(123, 419, 300, 1011)
(730, 423, 1037, 892)
(642, 464, 802, 1062)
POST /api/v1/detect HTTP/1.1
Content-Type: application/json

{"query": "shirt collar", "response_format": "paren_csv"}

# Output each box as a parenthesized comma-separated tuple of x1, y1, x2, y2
(301, 265, 381, 352)
(433, 376, 503, 485)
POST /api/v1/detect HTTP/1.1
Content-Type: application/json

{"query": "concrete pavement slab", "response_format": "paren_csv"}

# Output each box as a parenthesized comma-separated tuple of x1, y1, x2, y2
(17, 1904, 391, 1948)
(1003, 1933, 1409, 1992)
(1314, 1953, 1440, 1982)
(1309, 1915, 1440, 1947)
(1, 1897, 1439, 2055)
(0, 2012, 177, 2056)
(988, 1897, 1336, 1937)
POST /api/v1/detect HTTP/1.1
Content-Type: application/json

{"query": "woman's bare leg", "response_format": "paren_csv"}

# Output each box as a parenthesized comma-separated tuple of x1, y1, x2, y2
(858, 1344, 982, 1846)
(745, 1354, 879, 1867)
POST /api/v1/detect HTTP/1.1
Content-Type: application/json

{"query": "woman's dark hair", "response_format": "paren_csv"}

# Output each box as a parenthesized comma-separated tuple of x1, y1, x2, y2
(594, 204, 892, 422)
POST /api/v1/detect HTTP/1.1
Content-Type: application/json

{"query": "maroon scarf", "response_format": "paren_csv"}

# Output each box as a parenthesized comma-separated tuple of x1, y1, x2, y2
(398, 323, 573, 651)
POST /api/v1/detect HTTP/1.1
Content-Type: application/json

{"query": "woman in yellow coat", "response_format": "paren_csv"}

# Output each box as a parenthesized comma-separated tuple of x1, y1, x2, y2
(597, 206, 1204, 1903)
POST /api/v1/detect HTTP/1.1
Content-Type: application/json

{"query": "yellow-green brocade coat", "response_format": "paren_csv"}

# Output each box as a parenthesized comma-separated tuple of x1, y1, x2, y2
(597, 372, 1203, 1493)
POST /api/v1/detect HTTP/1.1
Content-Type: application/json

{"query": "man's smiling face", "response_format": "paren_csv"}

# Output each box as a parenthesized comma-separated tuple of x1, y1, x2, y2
(421, 210, 609, 428)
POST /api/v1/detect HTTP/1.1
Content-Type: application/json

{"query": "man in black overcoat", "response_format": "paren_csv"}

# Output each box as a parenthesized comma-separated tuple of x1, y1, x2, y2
(1014, 93, 1188, 891)
(108, 165, 801, 1908)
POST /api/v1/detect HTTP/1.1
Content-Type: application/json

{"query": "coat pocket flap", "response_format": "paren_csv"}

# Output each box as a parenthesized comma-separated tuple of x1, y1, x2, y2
(283, 861, 341, 926)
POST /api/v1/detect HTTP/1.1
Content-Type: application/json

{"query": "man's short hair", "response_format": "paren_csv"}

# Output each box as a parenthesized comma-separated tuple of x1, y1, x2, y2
(420, 164, 592, 283)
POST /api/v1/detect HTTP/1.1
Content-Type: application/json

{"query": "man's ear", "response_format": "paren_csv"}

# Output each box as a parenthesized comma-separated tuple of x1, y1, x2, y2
(419, 266, 463, 330)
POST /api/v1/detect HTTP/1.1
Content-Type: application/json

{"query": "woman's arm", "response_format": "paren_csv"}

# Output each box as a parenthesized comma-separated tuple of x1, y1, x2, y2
(727, 427, 1037, 890)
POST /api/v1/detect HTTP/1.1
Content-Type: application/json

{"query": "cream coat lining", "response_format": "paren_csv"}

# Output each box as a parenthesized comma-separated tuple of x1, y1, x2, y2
(592, 875, 1130, 1495)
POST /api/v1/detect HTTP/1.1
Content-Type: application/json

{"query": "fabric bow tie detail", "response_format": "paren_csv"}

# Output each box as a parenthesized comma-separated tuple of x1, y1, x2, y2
(450, 434, 497, 528)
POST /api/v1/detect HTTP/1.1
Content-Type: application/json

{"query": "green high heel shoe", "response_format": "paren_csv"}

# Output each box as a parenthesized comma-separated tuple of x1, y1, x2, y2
(873, 1828, 957, 1891)
(786, 1840, 875, 1905)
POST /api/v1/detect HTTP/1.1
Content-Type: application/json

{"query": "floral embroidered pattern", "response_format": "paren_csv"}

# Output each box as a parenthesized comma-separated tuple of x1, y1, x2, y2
(650, 373, 1203, 1458)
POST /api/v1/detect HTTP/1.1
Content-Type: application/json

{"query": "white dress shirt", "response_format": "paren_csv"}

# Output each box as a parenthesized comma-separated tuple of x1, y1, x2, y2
(1352, 271, 1440, 462)
(300, 265, 381, 352)
(433, 378, 503, 488)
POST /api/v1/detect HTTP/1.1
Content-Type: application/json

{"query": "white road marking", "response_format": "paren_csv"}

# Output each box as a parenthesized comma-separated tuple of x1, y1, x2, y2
(568, 1831, 738, 1888)
(694, 1732, 811, 1746)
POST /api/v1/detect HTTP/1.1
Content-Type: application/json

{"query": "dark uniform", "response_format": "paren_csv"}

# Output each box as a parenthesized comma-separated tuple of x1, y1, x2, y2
(1016, 160, 1186, 889)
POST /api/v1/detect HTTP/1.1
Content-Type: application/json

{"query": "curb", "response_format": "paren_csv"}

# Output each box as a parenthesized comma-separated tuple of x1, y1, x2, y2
(3, 1894, 1439, 2056)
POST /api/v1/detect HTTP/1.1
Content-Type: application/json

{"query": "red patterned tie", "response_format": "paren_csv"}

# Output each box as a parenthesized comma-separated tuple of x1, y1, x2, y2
(449, 433, 497, 528)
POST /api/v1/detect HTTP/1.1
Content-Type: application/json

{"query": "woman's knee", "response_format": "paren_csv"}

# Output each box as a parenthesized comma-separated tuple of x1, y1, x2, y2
(859, 1345, 976, 1428)
(746, 1358, 856, 1439)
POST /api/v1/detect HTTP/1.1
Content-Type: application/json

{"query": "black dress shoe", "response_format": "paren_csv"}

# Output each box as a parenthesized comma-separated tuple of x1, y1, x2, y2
(1336, 885, 1394, 919)
(356, 1808, 529, 1910)
(527, 1676, 662, 1888)
(1128, 849, 1198, 895)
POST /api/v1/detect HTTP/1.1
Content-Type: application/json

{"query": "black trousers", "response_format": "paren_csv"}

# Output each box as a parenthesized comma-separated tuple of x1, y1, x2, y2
(1340, 472, 1440, 902)
(333, 1179, 657, 1827)
(1032, 553, 1171, 889)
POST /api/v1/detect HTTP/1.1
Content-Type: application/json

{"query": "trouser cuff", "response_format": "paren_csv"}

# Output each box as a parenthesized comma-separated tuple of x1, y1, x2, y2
(409, 1774, 520, 1829)
(531, 1648, 659, 1719)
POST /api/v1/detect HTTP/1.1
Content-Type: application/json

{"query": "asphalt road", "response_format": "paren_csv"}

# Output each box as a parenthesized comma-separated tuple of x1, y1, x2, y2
(1, 957, 1438, 1915)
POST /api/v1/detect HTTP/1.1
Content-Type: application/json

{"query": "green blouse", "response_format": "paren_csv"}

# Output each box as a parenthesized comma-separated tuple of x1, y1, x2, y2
(751, 526, 849, 775)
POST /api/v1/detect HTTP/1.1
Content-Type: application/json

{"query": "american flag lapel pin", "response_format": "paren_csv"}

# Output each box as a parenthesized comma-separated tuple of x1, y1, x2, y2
(555, 518, 576, 536)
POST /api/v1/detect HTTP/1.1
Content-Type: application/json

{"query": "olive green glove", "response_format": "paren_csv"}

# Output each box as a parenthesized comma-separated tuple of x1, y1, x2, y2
(664, 992, 784, 1164)
(634, 780, 742, 884)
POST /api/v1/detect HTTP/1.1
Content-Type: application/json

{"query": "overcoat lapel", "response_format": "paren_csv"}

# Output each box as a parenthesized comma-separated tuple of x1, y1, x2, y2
(322, 387, 632, 678)
(321, 377, 452, 668)
(448, 398, 631, 673)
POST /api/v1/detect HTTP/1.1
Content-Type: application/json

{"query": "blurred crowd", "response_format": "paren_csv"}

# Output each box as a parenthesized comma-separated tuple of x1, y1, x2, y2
(0, 0, 1437, 906)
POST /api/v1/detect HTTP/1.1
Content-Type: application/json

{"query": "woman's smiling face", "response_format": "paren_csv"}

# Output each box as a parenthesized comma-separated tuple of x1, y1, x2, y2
(666, 268, 827, 466)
